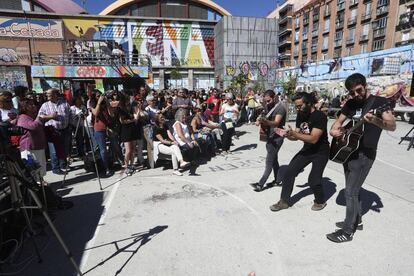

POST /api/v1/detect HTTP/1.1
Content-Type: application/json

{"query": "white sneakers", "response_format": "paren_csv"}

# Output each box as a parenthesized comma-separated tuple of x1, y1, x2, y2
(173, 170, 183, 176)
(179, 160, 190, 168)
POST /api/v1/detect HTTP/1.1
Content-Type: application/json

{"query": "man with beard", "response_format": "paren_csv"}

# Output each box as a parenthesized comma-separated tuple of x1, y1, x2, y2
(327, 73, 395, 243)
(270, 92, 329, 212)
(251, 90, 286, 191)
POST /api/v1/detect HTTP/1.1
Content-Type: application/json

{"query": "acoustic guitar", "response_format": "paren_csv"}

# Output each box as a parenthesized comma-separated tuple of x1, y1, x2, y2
(329, 103, 391, 163)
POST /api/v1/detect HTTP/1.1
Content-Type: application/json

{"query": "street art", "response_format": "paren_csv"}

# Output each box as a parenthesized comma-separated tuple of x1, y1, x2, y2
(0, 66, 27, 90)
(0, 47, 30, 65)
(0, 17, 63, 39)
(31, 65, 149, 78)
(226, 65, 235, 76)
(240, 61, 250, 75)
(258, 63, 269, 77)
(376, 82, 414, 106)
(61, 18, 215, 68)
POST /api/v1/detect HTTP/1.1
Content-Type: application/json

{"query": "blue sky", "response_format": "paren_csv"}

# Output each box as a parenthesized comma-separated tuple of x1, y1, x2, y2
(74, 0, 284, 17)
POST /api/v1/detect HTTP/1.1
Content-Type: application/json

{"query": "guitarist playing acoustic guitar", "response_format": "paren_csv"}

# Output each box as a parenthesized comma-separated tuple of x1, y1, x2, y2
(251, 90, 286, 192)
(327, 73, 396, 243)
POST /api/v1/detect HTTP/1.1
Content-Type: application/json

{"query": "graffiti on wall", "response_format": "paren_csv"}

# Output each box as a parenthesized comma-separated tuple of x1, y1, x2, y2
(62, 18, 215, 68)
(0, 17, 63, 39)
(31, 65, 149, 78)
(0, 47, 30, 65)
(0, 66, 27, 90)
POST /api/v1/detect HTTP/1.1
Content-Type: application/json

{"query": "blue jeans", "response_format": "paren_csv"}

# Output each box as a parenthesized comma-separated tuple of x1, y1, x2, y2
(48, 142, 66, 172)
(94, 130, 109, 170)
(259, 139, 283, 186)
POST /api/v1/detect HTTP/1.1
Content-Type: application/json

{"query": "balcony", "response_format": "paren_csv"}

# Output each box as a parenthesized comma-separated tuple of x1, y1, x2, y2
(376, 5, 389, 17)
(373, 28, 386, 39)
(361, 13, 371, 22)
(396, 38, 414, 47)
(279, 23, 293, 35)
(335, 21, 344, 29)
(348, 16, 357, 26)
(359, 34, 369, 42)
(337, 3, 345, 12)
(346, 37, 355, 45)
(279, 15, 292, 25)
(334, 39, 343, 47)
(396, 11, 414, 31)
(279, 38, 292, 46)
(312, 30, 319, 37)
(350, 0, 359, 8)
(311, 45, 318, 53)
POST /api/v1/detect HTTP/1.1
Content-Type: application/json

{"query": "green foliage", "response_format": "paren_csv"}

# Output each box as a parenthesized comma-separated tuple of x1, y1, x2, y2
(230, 74, 249, 95)
(170, 68, 182, 80)
(282, 74, 297, 99)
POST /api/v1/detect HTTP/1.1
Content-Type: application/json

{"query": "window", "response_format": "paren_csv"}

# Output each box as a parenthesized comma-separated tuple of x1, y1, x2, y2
(373, 17, 387, 31)
(362, 24, 369, 35)
(348, 28, 355, 40)
(335, 31, 343, 41)
(373, 39, 385, 51)
(360, 43, 368, 53)
(402, 32, 410, 41)
(351, 9, 357, 19)
(295, 31, 300, 42)
(161, 0, 187, 18)
(303, 26, 309, 35)
(323, 36, 329, 49)
(377, 0, 388, 7)
(334, 48, 342, 58)
(346, 46, 353, 56)
(324, 20, 330, 32)
(321, 53, 328, 61)
(295, 17, 300, 26)
(189, 4, 208, 19)
(364, 3, 371, 15)
(131, 3, 158, 17)
(324, 3, 331, 16)
(311, 53, 317, 62)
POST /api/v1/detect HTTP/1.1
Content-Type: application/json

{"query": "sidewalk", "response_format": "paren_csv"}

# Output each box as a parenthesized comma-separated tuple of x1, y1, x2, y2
(11, 120, 414, 276)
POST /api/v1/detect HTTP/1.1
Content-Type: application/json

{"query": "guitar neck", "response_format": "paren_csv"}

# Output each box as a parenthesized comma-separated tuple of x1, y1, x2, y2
(346, 119, 365, 134)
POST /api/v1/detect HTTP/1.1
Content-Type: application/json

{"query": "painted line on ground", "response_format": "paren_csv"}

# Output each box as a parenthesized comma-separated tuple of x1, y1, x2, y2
(78, 177, 123, 273)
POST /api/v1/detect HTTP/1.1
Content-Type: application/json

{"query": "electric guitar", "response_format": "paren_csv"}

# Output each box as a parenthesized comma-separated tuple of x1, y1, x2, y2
(329, 103, 391, 163)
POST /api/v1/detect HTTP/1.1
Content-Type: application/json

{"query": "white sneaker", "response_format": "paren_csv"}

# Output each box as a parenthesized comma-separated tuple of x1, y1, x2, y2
(179, 160, 190, 168)
(173, 170, 183, 176)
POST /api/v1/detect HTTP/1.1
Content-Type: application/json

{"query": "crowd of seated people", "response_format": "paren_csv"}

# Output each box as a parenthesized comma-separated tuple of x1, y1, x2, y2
(1, 86, 245, 179)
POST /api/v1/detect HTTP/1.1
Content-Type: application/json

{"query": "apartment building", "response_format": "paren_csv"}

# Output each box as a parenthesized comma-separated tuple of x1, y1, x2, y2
(395, 0, 414, 47)
(291, 0, 399, 66)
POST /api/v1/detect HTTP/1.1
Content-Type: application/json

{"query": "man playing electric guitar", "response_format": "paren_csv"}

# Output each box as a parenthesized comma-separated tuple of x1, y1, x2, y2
(327, 73, 396, 243)
(251, 90, 286, 191)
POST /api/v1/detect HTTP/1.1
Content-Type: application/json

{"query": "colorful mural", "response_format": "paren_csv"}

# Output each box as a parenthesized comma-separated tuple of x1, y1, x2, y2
(31, 65, 149, 78)
(0, 47, 30, 65)
(0, 17, 63, 39)
(61, 18, 215, 68)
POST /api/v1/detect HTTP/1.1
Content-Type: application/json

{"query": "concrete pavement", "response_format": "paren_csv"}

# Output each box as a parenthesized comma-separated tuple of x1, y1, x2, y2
(8, 120, 414, 276)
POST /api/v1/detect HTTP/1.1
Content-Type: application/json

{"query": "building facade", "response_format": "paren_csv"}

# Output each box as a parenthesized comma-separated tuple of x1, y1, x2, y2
(395, 0, 414, 47)
(214, 16, 279, 89)
(290, 0, 398, 66)
(0, 0, 230, 92)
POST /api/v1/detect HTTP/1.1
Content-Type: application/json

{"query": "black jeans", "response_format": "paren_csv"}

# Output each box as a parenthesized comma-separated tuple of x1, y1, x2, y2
(259, 139, 284, 186)
(220, 121, 235, 151)
(281, 146, 329, 204)
(342, 152, 374, 234)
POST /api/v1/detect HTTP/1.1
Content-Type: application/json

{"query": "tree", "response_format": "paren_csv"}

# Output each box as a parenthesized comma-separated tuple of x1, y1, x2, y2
(170, 68, 182, 80)
(282, 73, 297, 99)
(230, 73, 249, 96)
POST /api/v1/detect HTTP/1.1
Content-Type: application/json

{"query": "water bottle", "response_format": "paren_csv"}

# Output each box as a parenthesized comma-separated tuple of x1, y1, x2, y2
(27, 154, 34, 168)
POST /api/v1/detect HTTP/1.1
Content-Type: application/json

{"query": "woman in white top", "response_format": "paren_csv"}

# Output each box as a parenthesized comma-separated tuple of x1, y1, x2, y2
(172, 108, 199, 161)
(219, 93, 239, 153)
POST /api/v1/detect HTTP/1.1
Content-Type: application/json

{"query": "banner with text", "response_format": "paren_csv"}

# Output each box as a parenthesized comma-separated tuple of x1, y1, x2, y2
(0, 17, 63, 39)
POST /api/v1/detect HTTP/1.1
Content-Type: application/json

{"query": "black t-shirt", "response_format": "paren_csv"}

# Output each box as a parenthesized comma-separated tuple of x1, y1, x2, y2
(341, 95, 388, 154)
(296, 110, 329, 153)
(265, 102, 287, 142)
(153, 123, 169, 142)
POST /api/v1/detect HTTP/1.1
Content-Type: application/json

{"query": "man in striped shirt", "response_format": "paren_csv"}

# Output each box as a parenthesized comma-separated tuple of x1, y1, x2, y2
(38, 88, 71, 175)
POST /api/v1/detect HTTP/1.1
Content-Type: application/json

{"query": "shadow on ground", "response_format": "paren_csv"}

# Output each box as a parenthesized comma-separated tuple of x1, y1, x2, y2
(289, 177, 337, 206)
(2, 191, 105, 276)
(82, 225, 168, 275)
(335, 187, 384, 215)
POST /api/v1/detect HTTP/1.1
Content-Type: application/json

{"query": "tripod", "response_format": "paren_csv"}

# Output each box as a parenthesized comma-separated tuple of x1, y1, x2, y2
(62, 113, 102, 190)
(0, 154, 83, 275)
(399, 126, 414, 151)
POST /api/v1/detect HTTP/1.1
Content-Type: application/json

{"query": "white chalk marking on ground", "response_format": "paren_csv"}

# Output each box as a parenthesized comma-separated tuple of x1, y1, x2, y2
(376, 157, 414, 175)
(78, 178, 122, 273)
(150, 176, 287, 276)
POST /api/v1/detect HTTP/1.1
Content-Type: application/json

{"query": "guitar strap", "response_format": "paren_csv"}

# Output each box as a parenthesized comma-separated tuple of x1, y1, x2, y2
(361, 95, 376, 119)
(265, 102, 280, 119)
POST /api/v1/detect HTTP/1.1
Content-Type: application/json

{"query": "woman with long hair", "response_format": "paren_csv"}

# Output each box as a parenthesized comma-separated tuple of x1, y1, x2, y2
(118, 92, 139, 175)
(16, 98, 47, 183)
